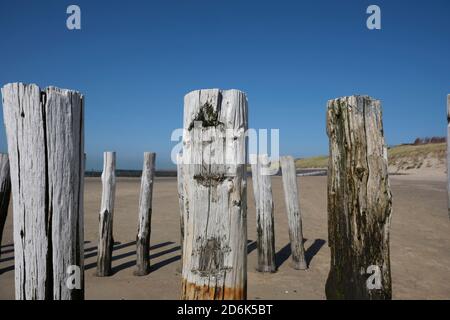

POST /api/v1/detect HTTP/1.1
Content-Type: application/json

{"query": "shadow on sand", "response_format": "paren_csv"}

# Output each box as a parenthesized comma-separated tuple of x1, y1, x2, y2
(275, 239, 326, 269)
(1, 239, 325, 275)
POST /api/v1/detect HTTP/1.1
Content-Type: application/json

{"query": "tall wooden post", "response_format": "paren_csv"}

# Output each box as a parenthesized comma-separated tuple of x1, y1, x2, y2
(96, 152, 116, 277)
(135, 152, 156, 276)
(180, 89, 248, 300)
(0, 154, 11, 258)
(326, 95, 392, 300)
(251, 154, 276, 272)
(2, 83, 84, 300)
(447, 95, 450, 219)
(176, 153, 185, 273)
(280, 156, 307, 270)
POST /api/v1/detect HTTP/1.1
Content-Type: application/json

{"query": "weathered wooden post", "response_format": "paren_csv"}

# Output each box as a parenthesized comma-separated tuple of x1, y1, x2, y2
(251, 154, 276, 272)
(135, 152, 156, 276)
(2, 83, 84, 300)
(176, 153, 185, 273)
(280, 156, 307, 270)
(180, 89, 248, 300)
(447, 95, 450, 219)
(326, 95, 392, 300)
(96, 151, 116, 277)
(0, 154, 11, 257)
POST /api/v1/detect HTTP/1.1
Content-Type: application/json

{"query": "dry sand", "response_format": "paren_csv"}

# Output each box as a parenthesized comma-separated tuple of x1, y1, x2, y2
(1, 175, 449, 300)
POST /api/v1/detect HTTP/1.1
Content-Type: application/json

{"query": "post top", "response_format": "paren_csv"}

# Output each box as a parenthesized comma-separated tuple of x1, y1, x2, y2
(280, 155, 294, 161)
(1, 82, 83, 98)
(184, 88, 247, 99)
(327, 95, 379, 103)
(327, 95, 381, 110)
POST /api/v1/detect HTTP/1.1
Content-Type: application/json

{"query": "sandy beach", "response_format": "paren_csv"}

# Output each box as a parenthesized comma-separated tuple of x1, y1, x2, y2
(1, 174, 449, 300)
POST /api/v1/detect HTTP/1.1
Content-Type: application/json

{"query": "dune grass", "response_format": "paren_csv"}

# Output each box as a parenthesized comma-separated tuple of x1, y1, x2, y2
(387, 143, 445, 163)
(387, 142, 445, 169)
(295, 156, 329, 169)
(294, 143, 446, 169)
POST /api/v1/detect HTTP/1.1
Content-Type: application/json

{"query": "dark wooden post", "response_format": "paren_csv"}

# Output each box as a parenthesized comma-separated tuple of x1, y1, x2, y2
(135, 152, 156, 276)
(251, 154, 276, 272)
(0, 154, 11, 258)
(326, 95, 393, 300)
(180, 89, 248, 300)
(2, 83, 85, 300)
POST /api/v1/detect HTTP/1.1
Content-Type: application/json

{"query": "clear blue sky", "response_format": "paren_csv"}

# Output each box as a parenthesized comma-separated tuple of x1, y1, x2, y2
(0, 0, 449, 170)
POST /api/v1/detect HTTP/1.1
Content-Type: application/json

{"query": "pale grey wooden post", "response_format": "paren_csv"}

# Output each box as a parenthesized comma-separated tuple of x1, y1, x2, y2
(96, 151, 116, 277)
(180, 89, 248, 300)
(2, 83, 84, 300)
(0, 154, 11, 258)
(135, 152, 156, 276)
(176, 153, 185, 273)
(251, 154, 276, 272)
(280, 155, 307, 270)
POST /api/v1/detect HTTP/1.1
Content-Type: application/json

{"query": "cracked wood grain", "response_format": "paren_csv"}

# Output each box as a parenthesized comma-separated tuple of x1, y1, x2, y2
(0, 154, 11, 259)
(96, 152, 116, 277)
(251, 154, 276, 273)
(180, 89, 248, 300)
(280, 155, 307, 270)
(135, 152, 156, 276)
(177, 153, 185, 273)
(325, 95, 392, 300)
(2, 83, 84, 300)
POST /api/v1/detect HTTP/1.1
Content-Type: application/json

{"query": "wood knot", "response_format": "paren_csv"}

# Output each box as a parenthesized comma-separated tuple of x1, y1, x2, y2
(188, 102, 224, 131)
(355, 166, 366, 179)
(194, 173, 226, 187)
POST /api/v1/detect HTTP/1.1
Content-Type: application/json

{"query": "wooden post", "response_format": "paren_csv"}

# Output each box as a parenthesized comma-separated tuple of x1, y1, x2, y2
(96, 152, 116, 277)
(447, 95, 450, 219)
(2, 83, 84, 300)
(135, 152, 156, 276)
(251, 154, 276, 272)
(280, 156, 307, 270)
(326, 95, 392, 300)
(0, 154, 11, 258)
(176, 153, 185, 273)
(180, 89, 248, 300)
